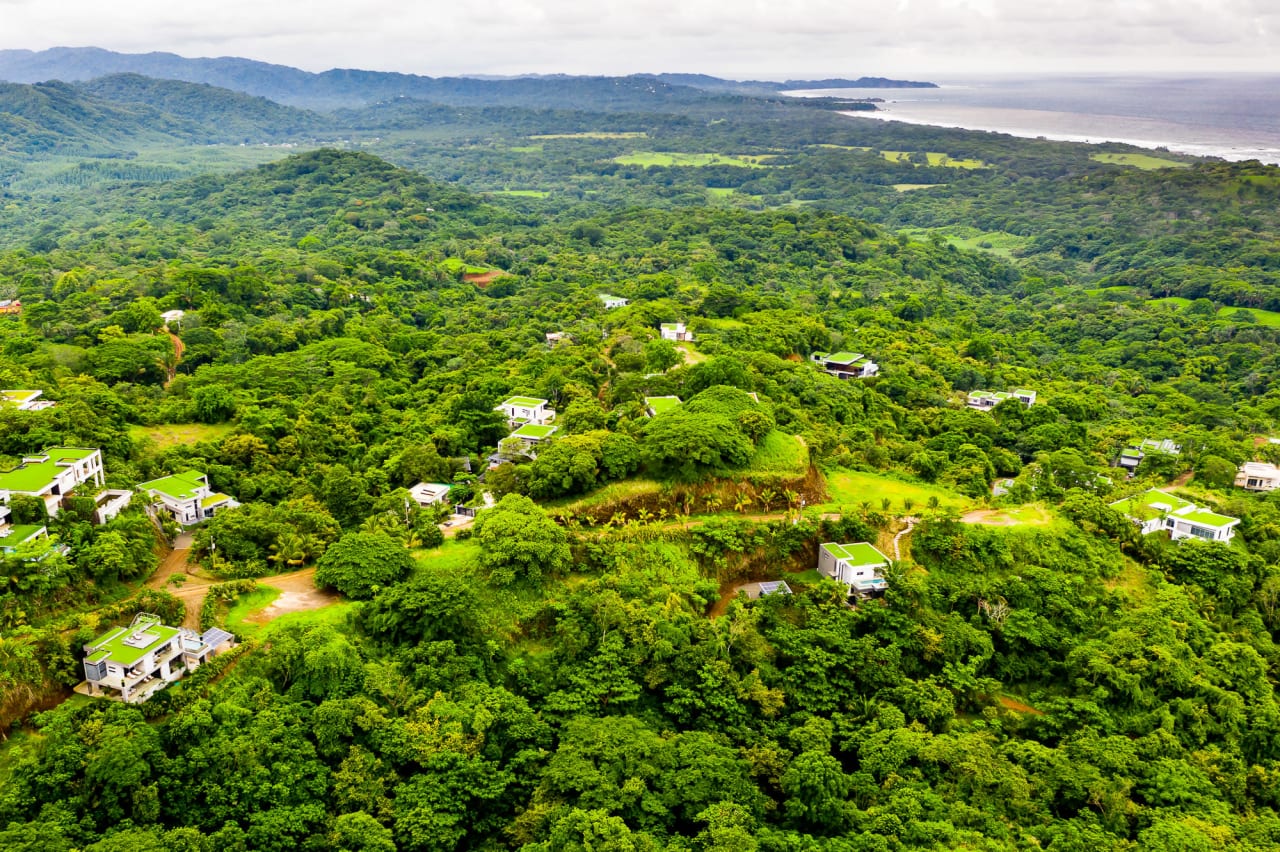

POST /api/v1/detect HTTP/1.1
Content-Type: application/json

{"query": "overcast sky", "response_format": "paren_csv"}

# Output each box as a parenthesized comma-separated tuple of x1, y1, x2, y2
(0, 0, 1276, 78)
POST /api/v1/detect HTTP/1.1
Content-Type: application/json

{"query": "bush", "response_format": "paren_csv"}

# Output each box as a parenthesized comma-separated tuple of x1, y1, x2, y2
(315, 531, 415, 599)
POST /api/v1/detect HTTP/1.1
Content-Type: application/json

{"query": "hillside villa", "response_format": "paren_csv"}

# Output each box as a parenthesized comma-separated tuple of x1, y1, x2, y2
(599, 293, 629, 309)
(510, 422, 558, 449)
(496, 396, 556, 428)
(2, 389, 56, 411)
(80, 613, 235, 704)
(546, 332, 572, 346)
(967, 389, 1036, 410)
(1236, 462, 1280, 492)
(0, 504, 52, 557)
(0, 447, 105, 517)
(645, 395, 682, 417)
(660, 322, 694, 342)
(137, 470, 238, 526)
(409, 482, 453, 506)
(818, 541, 890, 599)
(1109, 489, 1240, 542)
(0, 299, 21, 315)
(160, 309, 186, 327)
(1117, 438, 1181, 475)
(811, 351, 879, 379)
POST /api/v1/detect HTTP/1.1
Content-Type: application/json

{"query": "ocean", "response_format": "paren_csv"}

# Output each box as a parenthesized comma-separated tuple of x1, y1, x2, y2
(785, 75, 1280, 165)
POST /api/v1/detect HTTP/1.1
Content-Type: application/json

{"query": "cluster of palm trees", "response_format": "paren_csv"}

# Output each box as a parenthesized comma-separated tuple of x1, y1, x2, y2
(553, 486, 809, 531)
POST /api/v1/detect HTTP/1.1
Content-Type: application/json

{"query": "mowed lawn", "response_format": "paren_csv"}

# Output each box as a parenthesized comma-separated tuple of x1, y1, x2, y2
(130, 422, 234, 450)
(530, 132, 647, 140)
(1091, 152, 1190, 170)
(822, 469, 972, 512)
(881, 151, 989, 169)
(740, 430, 809, 477)
(614, 152, 775, 168)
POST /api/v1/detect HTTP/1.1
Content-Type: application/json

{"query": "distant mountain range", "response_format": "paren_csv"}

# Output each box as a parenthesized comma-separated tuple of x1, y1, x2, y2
(0, 47, 936, 111)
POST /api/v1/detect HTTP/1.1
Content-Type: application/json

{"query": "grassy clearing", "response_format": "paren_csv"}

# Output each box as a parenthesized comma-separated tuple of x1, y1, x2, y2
(893, 183, 946, 192)
(251, 601, 356, 639)
(1150, 298, 1280, 326)
(963, 504, 1056, 527)
(415, 540, 547, 641)
(810, 144, 873, 151)
(1085, 285, 1133, 295)
(490, 189, 549, 198)
(900, 227, 1031, 259)
(130, 422, 234, 451)
(507, 145, 543, 153)
(1091, 152, 1190, 170)
(614, 152, 775, 168)
(822, 469, 972, 512)
(440, 257, 492, 275)
(739, 431, 809, 477)
(882, 151, 989, 169)
(706, 187, 737, 198)
(551, 479, 664, 512)
(224, 587, 282, 637)
(531, 132, 647, 140)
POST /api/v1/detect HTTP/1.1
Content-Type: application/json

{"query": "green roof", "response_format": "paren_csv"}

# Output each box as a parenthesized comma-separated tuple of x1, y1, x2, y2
(499, 396, 547, 408)
(824, 541, 889, 566)
(1109, 489, 1194, 521)
(645, 396, 683, 415)
(511, 423, 557, 440)
(1, 390, 40, 405)
(0, 447, 98, 494)
(599, 293, 625, 301)
(87, 619, 182, 668)
(1178, 509, 1239, 528)
(138, 470, 208, 501)
(823, 351, 866, 364)
(0, 523, 45, 549)
(85, 650, 109, 664)
(202, 492, 233, 508)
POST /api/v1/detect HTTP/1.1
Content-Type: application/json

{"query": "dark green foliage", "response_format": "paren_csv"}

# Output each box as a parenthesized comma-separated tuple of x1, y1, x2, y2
(314, 531, 415, 599)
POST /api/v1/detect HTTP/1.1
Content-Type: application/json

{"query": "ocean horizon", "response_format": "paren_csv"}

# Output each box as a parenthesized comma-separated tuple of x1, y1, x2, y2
(786, 74, 1280, 165)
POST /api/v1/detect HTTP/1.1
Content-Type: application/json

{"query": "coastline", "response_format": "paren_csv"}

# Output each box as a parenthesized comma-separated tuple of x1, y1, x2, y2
(836, 107, 1280, 166)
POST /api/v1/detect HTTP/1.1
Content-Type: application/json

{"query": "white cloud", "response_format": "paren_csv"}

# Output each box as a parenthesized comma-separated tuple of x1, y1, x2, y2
(0, 0, 1276, 76)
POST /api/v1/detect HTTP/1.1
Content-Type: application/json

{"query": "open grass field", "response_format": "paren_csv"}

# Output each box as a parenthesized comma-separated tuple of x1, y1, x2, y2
(1085, 285, 1134, 296)
(739, 431, 809, 477)
(705, 187, 737, 198)
(1091, 152, 1191, 170)
(440, 257, 493, 275)
(961, 504, 1056, 527)
(810, 144, 873, 151)
(822, 469, 972, 512)
(1151, 297, 1280, 326)
(530, 132, 647, 140)
(901, 227, 1031, 259)
(551, 479, 664, 512)
(129, 422, 234, 451)
(224, 586, 281, 636)
(882, 151, 989, 169)
(490, 189, 549, 198)
(614, 152, 775, 168)
(507, 145, 543, 153)
(893, 183, 947, 192)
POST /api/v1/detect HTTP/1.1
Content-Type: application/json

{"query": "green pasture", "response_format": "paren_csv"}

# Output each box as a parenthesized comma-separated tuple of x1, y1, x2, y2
(882, 151, 989, 169)
(821, 469, 972, 512)
(1091, 152, 1190, 170)
(614, 152, 775, 168)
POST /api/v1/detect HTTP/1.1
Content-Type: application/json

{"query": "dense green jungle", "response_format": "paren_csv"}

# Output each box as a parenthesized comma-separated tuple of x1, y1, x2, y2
(2, 60, 1280, 851)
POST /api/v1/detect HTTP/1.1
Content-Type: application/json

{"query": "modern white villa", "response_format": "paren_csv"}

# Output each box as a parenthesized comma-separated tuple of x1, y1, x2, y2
(0, 504, 50, 557)
(1117, 438, 1181, 475)
(1236, 462, 1280, 492)
(409, 482, 453, 506)
(1, 389, 56, 411)
(80, 613, 235, 704)
(810, 351, 879, 379)
(160, 309, 186, 327)
(1109, 489, 1240, 542)
(818, 542, 890, 598)
(599, 293, 629, 309)
(644, 395, 682, 417)
(967, 389, 1036, 410)
(496, 396, 556, 428)
(660, 322, 694, 342)
(137, 470, 238, 526)
(510, 422, 558, 448)
(0, 447, 105, 517)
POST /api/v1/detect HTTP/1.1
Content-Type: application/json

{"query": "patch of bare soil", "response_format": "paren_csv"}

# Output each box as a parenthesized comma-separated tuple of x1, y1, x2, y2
(245, 567, 339, 624)
(462, 270, 510, 287)
(960, 509, 1018, 526)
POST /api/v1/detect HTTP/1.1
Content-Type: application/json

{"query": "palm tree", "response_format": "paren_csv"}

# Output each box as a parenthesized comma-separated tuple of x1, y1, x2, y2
(927, 496, 940, 510)
(734, 492, 752, 514)
(759, 488, 778, 512)
(703, 494, 723, 514)
(636, 508, 654, 525)
(881, 497, 893, 512)
(902, 498, 915, 513)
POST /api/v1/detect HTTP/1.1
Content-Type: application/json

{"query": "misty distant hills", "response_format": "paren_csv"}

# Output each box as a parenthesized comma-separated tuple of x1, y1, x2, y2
(0, 47, 936, 111)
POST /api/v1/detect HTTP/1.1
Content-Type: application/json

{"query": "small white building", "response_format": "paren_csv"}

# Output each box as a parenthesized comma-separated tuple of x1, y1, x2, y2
(660, 322, 694, 343)
(1109, 489, 1240, 542)
(599, 293, 629, 309)
(811, 351, 879, 379)
(137, 470, 238, 526)
(93, 490, 133, 525)
(495, 396, 556, 428)
(1, 390, 56, 411)
(818, 542, 890, 598)
(81, 614, 235, 704)
(409, 482, 453, 506)
(160, 309, 186, 328)
(1117, 439, 1181, 475)
(967, 389, 1036, 411)
(546, 332, 572, 346)
(0, 447, 105, 517)
(1236, 462, 1280, 492)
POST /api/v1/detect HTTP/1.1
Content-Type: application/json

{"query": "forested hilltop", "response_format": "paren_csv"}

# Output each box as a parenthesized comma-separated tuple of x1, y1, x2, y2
(2, 62, 1280, 852)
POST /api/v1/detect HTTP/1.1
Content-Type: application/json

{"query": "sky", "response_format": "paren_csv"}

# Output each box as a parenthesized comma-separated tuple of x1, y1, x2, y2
(0, 0, 1276, 78)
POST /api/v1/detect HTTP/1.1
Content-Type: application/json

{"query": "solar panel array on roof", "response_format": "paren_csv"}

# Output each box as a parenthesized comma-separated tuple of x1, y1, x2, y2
(200, 628, 234, 649)
(758, 581, 792, 596)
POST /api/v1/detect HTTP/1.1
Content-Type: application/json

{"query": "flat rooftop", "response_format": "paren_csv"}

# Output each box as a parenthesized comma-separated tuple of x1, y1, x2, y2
(138, 470, 207, 501)
(823, 541, 889, 566)
(0, 447, 99, 493)
(498, 396, 548, 408)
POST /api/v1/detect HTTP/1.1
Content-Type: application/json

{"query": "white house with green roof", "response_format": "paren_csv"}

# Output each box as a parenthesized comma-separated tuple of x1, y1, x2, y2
(496, 396, 556, 428)
(967, 389, 1036, 411)
(645, 395, 682, 417)
(80, 613, 235, 703)
(0, 505, 51, 557)
(599, 293, 629, 309)
(819, 542, 890, 598)
(660, 322, 694, 342)
(1, 389, 55, 411)
(510, 422, 558, 448)
(1117, 439, 1181, 475)
(811, 351, 879, 379)
(1109, 489, 1239, 542)
(0, 447, 104, 517)
(137, 470, 238, 527)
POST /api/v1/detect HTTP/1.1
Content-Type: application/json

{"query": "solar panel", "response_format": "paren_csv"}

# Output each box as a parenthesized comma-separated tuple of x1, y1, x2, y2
(200, 628, 234, 648)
